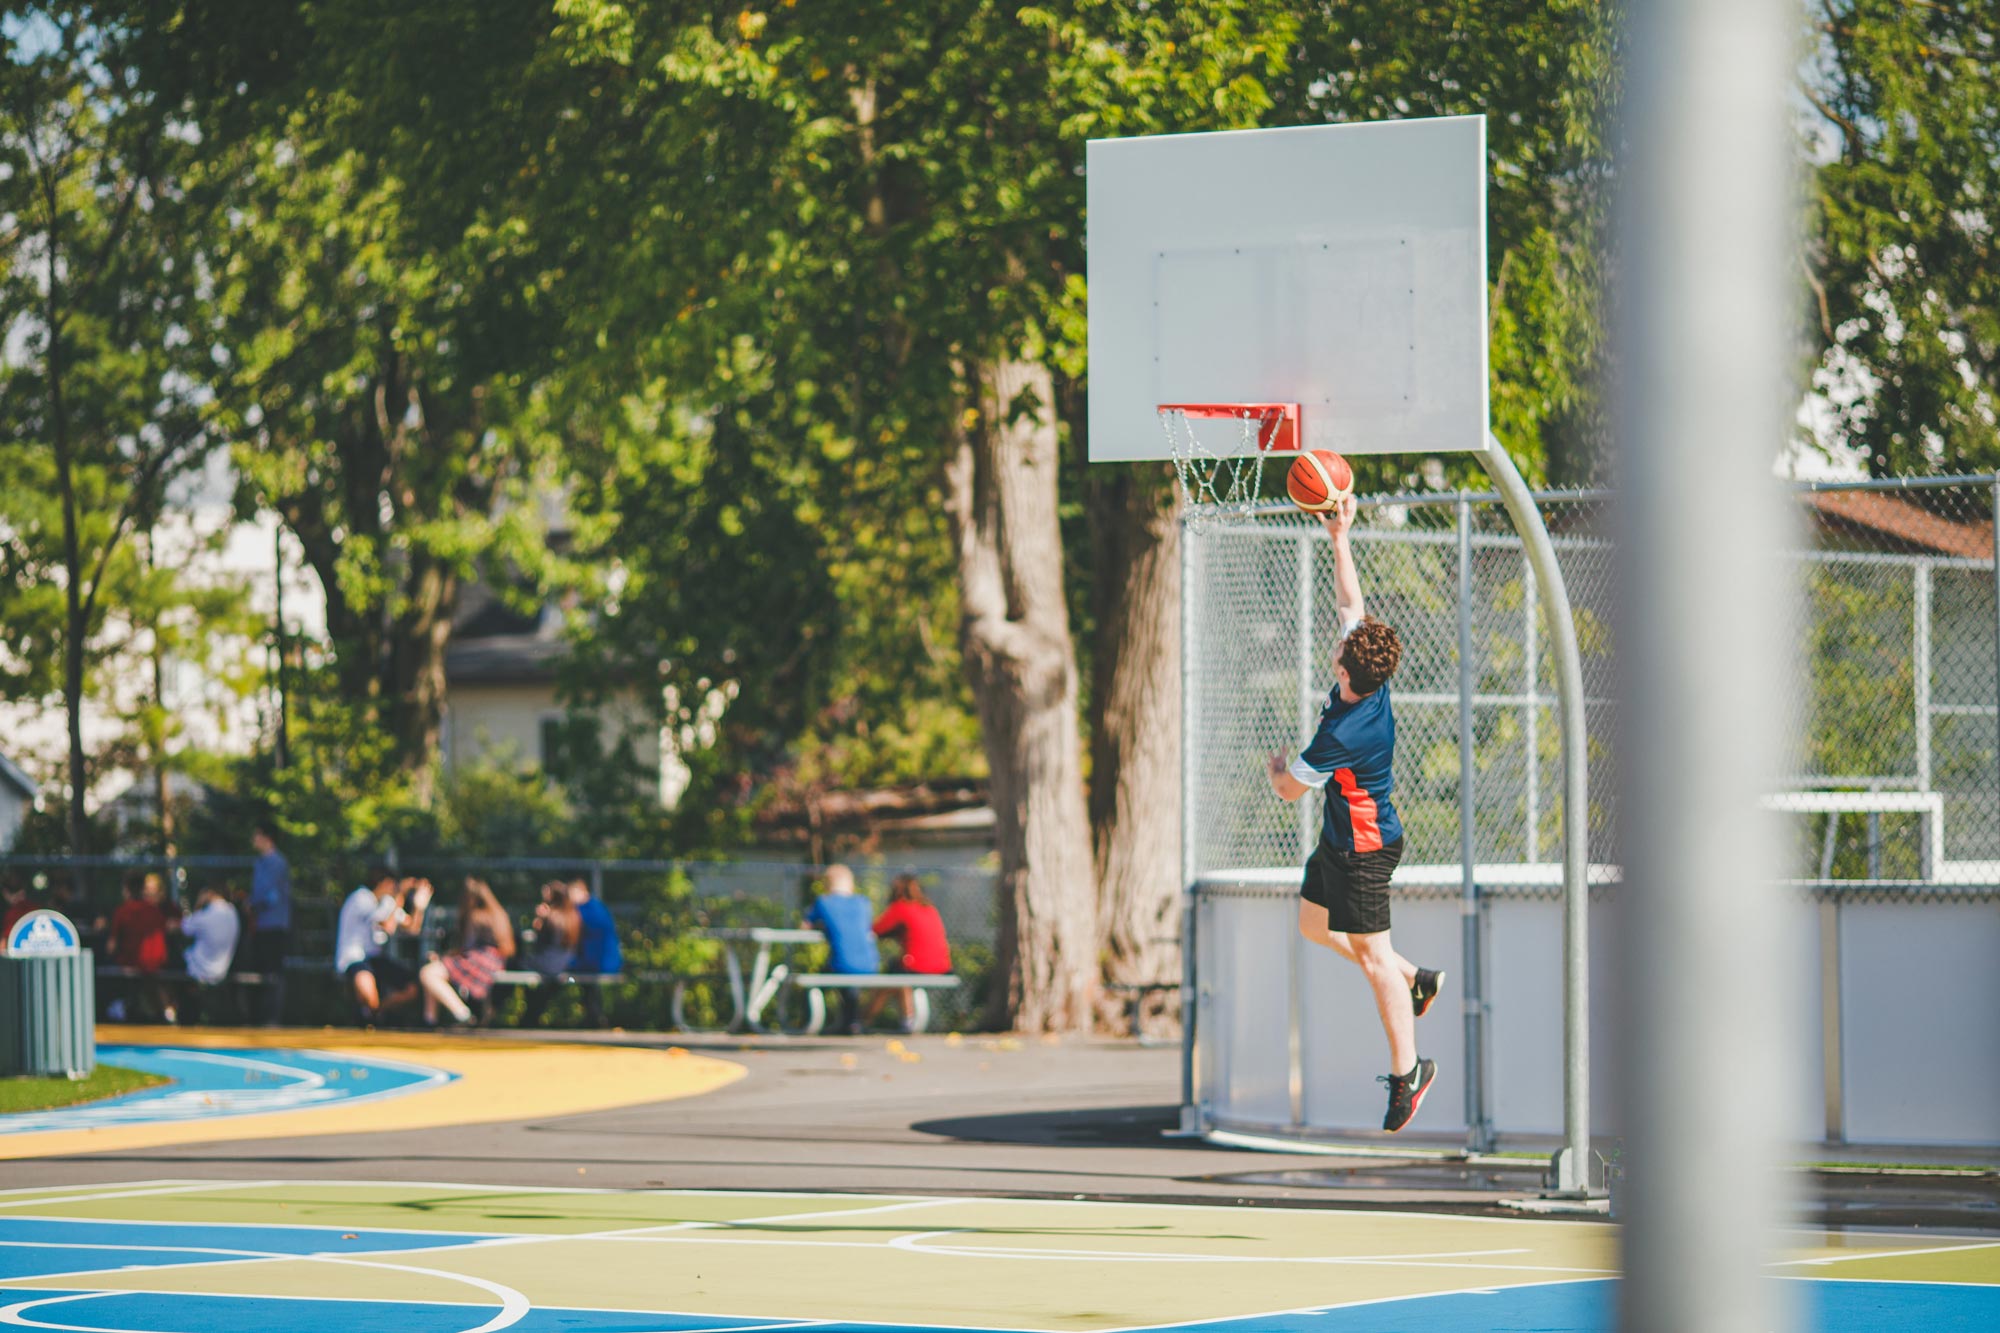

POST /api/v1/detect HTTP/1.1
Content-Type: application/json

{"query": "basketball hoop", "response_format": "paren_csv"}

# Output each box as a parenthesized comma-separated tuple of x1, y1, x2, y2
(1157, 402, 1302, 529)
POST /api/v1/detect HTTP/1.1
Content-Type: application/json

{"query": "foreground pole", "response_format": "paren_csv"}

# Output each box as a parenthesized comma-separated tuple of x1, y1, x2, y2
(1617, 2, 1801, 1331)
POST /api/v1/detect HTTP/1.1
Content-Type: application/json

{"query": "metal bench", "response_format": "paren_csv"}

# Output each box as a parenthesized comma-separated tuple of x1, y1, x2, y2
(786, 972, 960, 1035)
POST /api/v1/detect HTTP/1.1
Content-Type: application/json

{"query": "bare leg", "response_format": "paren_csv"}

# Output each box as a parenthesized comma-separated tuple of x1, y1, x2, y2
(1297, 901, 1417, 985)
(380, 983, 421, 1015)
(862, 988, 891, 1024)
(1352, 930, 1418, 1075)
(351, 969, 382, 1018)
(419, 961, 471, 1023)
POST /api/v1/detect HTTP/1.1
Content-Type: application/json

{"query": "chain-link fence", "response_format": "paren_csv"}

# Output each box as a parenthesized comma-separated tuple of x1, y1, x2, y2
(1186, 475, 1999, 892)
(1184, 473, 2000, 1150)
(0, 854, 1000, 1033)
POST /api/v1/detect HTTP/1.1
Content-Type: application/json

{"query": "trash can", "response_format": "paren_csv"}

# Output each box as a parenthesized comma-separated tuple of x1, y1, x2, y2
(0, 910, 95, 1079)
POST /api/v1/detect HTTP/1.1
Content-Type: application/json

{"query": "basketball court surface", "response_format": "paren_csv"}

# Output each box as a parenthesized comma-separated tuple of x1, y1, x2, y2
(1, 1178, 1993, 1332)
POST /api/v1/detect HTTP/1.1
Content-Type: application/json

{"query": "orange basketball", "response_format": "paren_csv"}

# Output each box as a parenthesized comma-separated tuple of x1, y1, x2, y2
(1286, 450, 1354, 513)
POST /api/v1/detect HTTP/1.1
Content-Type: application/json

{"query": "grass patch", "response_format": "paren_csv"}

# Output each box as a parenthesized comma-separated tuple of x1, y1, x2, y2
(0, 1063, 169, 1114)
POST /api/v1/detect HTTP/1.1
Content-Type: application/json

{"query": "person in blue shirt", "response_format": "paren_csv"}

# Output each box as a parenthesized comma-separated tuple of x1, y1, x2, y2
(1266, 495, 1444, 1133)
(248, 822, 292, 1026)
(567, 878, 623, 1028)
(804, 864, 877, 1035)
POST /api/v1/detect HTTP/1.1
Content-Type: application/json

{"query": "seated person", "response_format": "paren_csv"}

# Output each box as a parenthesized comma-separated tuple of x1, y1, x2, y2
(864, 874, 952, 1032)
(418, 877, 515, 1027)
(519, 881, 581, 1028)
(1, 876, 32, 935)
(804, 864, 877, 1035)
(566, 877, 623, 1028)
(175, 883, 241, 1024)
(105, 873, 170, 1022)
(335, 868, 430, 1025)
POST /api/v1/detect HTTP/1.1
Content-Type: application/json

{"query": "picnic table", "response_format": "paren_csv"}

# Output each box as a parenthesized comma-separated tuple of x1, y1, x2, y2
(674, 926, 962, 1035)
(675, 927, 825, 1033)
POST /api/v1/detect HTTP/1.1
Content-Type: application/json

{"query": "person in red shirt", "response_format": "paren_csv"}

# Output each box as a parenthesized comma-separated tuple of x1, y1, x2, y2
(108, 874, 169, 972)
(0, 877, 33, 936)
(105, 873, 173, 1022)
(865, 874, 951, 1031)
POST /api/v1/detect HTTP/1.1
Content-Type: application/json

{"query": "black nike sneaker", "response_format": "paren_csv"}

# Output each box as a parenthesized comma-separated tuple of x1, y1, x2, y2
(1410, 967, 1445, 1018)
(1380, 1057, 1438, 1132)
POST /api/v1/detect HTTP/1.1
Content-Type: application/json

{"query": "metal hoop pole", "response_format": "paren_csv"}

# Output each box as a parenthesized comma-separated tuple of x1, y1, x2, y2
(1478, 437, 1595, 1192)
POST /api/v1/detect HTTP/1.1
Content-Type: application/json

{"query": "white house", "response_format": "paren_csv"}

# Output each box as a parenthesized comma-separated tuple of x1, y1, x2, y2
(0, 751, 38, 851)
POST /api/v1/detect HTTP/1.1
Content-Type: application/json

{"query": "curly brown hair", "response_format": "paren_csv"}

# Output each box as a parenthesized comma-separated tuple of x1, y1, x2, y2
(1339, 616, 1403, 695)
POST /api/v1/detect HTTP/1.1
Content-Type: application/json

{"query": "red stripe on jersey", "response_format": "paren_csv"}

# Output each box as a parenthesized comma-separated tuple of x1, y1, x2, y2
(1334, 768, 1384, 852)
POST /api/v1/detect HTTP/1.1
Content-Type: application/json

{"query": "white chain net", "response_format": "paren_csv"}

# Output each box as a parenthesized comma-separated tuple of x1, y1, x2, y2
(1161, 408, 1274, 532)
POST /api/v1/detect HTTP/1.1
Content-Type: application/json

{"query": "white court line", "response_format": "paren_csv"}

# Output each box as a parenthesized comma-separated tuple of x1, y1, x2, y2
(618, 1195, 973, 1237)
(884, 1230, 1612, 1274)
(0, 1248, 530, 1333)
(0, 1212, 506, 1241)
(0, 1180, 202, 1199)
(0, 1182, 263, 1212)
(44, 1177, 1624, 1230)
(1776, 1239, 2000, 1266)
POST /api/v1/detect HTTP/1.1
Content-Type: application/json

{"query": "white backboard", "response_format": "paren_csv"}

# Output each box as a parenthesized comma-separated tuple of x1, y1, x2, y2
(1087, 116, 1489, 462)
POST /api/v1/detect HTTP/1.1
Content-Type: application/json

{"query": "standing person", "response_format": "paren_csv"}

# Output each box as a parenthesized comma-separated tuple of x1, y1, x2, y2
(804, 865, 877, 1035)
(864, 874, 951, 1032)
(518, 881, 582, 1027)
(567, 877, 622, 1028)
(247, 822, 293, 1025)
(419, 878, 515, 1027)
(1265, 495, 1445, 1133)
(334, 867, 429, 1025)
(175, 883, 241, 1024)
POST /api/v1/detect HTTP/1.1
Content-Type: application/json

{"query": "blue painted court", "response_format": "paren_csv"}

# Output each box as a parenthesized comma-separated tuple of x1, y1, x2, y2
(0, 1047, 453, 1136)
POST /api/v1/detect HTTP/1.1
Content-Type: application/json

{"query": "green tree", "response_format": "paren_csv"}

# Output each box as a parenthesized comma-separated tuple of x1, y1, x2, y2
(201, 128, 576, 797)
(1, 4, 217, 856)
(1804, 2, 2000, 473)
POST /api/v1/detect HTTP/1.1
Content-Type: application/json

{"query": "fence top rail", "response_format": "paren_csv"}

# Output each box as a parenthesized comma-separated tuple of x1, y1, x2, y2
(1195, 472, 1999, 522)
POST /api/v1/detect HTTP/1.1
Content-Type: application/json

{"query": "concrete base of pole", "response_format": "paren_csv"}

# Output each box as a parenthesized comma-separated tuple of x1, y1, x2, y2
(1549, 1144, 1608, 1195)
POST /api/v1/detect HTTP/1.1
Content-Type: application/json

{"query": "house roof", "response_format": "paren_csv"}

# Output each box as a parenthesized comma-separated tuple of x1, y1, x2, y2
(445, 632, 570, 685)
(753, 780, 993, 849)
(447, 580, 568, 684)
(1803, 489, 1996, 559)
(0, 751, 38, 801)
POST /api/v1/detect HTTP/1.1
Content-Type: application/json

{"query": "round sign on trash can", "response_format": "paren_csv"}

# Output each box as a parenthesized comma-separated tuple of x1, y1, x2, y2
(1, 909, 95, 1079)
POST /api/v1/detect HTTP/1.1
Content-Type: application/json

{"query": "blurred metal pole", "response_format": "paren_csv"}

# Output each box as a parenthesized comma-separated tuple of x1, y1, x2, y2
(1992, 479, 1999, 848)
(1179, 514, 1201, 1134)
(1478, 440, 1592, 1189)
(1456, 495, 1493, 1153)
(1618, 2, 1801, 1330)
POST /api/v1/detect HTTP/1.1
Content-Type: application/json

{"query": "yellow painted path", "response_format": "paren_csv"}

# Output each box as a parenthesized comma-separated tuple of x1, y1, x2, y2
(0, 1027, 744, 1160)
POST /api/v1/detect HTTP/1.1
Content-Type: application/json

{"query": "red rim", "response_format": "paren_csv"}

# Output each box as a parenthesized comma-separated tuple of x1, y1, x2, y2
(1158, 402, 1302, 453)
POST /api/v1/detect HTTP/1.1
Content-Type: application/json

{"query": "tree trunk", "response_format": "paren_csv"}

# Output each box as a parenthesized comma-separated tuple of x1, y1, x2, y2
(389, 551, 459, 804)
(946, 357, 1098, 1033)
(1088, 467, 1184, 1032)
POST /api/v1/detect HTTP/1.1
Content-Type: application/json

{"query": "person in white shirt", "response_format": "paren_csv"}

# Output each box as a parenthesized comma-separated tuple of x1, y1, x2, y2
(174, 885, 242, 1024)
(335, 868, 431, 1025)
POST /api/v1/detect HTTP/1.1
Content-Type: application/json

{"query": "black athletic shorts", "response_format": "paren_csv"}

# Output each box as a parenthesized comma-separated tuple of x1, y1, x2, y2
(1300, 837, 1405, 935)
(343, 955, 414, 990)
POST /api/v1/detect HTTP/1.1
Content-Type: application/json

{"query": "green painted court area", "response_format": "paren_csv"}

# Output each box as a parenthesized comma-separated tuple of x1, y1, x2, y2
(0, 1179, 1995, 1332)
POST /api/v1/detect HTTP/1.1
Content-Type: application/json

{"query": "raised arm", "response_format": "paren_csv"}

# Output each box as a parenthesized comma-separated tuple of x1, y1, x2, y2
(1321, 494, 1364, 626)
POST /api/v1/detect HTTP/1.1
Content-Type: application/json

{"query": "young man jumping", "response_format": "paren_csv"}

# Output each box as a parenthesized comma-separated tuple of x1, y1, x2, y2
(1266, 494, 1445, 1132)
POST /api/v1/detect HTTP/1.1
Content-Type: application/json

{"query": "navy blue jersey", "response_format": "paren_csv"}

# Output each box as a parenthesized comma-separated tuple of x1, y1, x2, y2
(1289, 680, 1402, 854)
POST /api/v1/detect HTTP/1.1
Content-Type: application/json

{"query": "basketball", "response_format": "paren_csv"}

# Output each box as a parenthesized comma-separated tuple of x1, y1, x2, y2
(1286, 450, 1354, 513)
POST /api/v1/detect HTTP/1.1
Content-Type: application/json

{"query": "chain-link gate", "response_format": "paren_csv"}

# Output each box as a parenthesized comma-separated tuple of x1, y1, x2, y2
(1182, 476, 2000, 1153)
